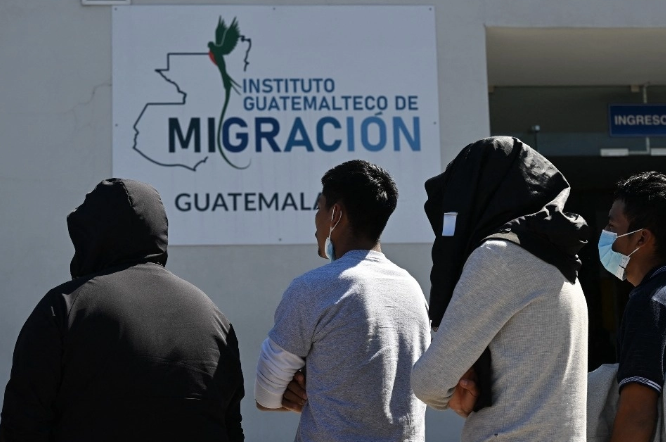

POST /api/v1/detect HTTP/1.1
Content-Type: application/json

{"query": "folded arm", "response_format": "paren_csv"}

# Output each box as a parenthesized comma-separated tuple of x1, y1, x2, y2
(411, 241, 519, 410)
(255, 338, 305, 411)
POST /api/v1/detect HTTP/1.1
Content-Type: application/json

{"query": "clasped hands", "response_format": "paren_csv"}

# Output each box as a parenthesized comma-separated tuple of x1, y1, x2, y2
(280, 367, 479, 418)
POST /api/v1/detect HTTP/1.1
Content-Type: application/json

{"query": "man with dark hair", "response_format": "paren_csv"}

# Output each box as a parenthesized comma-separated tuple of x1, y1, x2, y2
(0, 179, 244, 442)
(600, 172, 666, 441)
(255, 160, 430, 441)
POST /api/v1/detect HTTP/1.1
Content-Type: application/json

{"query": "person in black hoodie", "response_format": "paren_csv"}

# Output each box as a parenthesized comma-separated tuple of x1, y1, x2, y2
(0, 178, 244, 442)
(411, 137, 589, 441)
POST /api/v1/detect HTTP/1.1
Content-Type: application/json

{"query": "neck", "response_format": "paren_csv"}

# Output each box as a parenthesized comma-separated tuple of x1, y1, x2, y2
(628, 256, 666, 286)
(333, 236, 381, 259)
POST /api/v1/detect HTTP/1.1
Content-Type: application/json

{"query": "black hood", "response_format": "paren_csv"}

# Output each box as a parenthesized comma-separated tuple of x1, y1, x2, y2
(67, 178, 168, 279)
(424, 136, 589, 328)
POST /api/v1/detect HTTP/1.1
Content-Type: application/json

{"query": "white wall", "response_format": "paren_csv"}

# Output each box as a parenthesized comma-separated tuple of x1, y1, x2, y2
(3, 0, 666, 440)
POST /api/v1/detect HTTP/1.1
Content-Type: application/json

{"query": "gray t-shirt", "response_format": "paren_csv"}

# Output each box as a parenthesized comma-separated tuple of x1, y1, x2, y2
(269, 250, 429, 442)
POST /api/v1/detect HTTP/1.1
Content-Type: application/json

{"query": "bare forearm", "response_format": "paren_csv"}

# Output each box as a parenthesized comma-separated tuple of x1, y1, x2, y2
(610, 383, 659, 442)
(610, 412, 656, 442)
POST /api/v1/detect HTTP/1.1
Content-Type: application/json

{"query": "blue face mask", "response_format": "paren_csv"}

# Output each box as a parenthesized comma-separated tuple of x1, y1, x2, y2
(598, 229, 642, 281)
(324, 208, 341, 262)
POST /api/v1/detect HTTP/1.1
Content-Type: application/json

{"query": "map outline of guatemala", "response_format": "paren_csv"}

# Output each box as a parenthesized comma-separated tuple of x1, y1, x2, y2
(132, 16, 252, 172)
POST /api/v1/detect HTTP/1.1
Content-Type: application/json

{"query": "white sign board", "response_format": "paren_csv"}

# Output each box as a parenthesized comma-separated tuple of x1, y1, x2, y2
(113, 6, 441, 245)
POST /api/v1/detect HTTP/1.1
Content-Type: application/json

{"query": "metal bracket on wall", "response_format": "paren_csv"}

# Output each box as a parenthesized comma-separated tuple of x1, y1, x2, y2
(82, 0, 130, 5)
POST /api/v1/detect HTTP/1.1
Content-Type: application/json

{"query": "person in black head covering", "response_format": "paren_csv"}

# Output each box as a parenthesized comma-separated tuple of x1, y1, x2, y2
(0, 179, 244, 442)
(411, 136, 589, 442)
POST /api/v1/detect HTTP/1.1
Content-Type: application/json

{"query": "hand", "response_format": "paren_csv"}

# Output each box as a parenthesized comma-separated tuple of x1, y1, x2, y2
(449, 367, 479, 418)
(281, 371, 307, 412)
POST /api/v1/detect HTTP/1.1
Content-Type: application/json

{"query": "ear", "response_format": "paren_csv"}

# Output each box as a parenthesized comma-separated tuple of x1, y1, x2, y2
(637, 229, 654, 247)
(331, 203, 343, 225)
(330, 203, 344, 226)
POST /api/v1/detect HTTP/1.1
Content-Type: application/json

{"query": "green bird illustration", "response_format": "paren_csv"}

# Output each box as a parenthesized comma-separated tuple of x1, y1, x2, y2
(208, 17, 249, 169)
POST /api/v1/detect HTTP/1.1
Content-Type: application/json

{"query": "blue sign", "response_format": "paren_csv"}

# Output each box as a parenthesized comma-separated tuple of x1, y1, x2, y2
(609, 104, 666, 137)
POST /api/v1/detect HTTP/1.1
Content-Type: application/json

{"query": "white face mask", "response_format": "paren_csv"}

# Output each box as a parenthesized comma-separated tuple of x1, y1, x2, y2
(598, 229, 642, 281)
(324, 208, 341, 262)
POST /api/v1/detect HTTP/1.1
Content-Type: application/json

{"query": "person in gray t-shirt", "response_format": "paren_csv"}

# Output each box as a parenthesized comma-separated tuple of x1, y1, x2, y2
(255, 160, 430, 442)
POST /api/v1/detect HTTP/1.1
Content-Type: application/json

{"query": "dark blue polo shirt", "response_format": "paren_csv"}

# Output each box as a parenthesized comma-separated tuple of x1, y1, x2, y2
(617, 265, 666, 394)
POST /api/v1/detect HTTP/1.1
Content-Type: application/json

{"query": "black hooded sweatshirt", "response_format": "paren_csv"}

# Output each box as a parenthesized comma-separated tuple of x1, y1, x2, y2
(0, 179, 244, 442)
(424, 136, 588, 410)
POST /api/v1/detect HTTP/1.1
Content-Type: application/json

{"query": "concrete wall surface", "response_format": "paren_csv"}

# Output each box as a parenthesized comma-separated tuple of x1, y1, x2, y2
(2, 0, 666, 440)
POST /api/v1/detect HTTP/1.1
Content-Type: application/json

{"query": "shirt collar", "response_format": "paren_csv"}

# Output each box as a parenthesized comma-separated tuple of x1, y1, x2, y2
(339, 249, 385, 261)
(638, 265, 666, 288)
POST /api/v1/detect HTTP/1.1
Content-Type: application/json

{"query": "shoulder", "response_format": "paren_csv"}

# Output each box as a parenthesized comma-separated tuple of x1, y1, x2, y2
(43, 275, 97, 315)
(478, 238, 551, 261)
(649, 275, 666, 307)
(621, 282, 666, 335)
(160, 269, 229, 316)
(384, 261, 424, 294)
(471, 238, 526, 258)
(627, 277, 666, 312)
(464, 239, 523, 272)
(277, 266, 332, 308)
(379, 255, 416, 277)
(159, 267, 208, 295)
(290, 263, 336, 289)
(462, 240, 572, 304)
(50, 273, 94, 296)
(469, 239, 567, 277)
(453, 241, 521, 304)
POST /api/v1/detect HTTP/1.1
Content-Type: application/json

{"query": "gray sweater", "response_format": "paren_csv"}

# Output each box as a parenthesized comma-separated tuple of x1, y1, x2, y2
(412, 240, 588, 441)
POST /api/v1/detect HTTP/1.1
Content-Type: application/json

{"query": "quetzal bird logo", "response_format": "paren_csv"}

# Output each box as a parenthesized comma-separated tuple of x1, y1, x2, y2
(208, 17, 250, 170)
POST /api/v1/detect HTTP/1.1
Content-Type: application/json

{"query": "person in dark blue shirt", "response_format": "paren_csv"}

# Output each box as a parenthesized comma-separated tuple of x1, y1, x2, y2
(599, 171, 666, 442)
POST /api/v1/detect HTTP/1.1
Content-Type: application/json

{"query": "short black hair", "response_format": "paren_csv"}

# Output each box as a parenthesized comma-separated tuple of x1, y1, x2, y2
(614, 171, 666, 261)
(321, 160, 398, 243)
